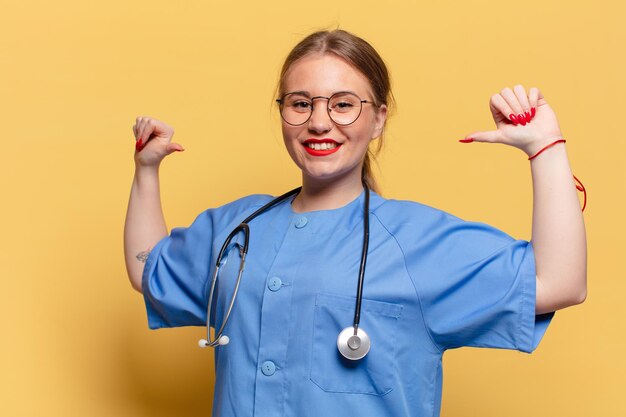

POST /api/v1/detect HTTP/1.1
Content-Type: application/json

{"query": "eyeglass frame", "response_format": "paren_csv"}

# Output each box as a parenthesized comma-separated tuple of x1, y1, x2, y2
(276, 91, 376, 126)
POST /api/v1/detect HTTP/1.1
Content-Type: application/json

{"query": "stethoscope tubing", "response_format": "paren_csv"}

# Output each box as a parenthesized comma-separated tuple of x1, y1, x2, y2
(205, 249, 247, 347)
(202, 184, 371, 359)
(352, 185, 369, 334)
(204, 188, 301, 347)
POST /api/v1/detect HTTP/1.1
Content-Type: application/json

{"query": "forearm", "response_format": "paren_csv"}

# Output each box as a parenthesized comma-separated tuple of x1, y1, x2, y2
(530, 142, 587, 314)
(123, 165, 168, 292)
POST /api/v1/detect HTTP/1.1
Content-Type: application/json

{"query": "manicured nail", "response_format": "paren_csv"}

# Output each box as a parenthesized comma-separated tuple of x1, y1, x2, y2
(531, 107, 536, 118)
(524, 111, 531, 123)
(517, 113, 526, 126)
(517, 113, 530, 124)
(459, 138, 474, 143)
(509, 113, 518, 125)
(135, 138, 143, 152)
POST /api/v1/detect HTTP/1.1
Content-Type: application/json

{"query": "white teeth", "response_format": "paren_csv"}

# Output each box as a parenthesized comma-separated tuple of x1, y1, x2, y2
(306, 142, 338, 150)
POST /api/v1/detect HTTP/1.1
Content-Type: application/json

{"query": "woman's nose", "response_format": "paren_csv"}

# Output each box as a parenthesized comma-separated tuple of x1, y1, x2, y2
(308, 104, 333, 133)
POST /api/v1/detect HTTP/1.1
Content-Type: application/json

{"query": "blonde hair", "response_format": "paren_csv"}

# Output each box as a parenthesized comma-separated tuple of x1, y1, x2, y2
(278, 29, 394, 193)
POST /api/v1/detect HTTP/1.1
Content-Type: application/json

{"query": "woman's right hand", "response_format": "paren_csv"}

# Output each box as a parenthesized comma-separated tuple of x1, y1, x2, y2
(133, 116, 184, 167)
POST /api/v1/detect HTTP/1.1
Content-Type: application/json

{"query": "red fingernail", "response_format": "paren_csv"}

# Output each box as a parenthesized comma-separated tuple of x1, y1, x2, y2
(135, 138, 143, 152)
(524, 111, 531, 122)
(459, 138, 474, 143)
(517, 113, 530, 125)
(509, 114, 519, 125)
(531, 107, 536, 118)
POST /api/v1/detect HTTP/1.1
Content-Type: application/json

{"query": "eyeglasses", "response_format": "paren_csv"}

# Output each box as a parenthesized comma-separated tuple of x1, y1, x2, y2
(276, 91, 375, 126)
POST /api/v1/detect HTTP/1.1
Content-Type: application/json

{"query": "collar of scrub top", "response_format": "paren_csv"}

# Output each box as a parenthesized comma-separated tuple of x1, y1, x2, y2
(199, 183, 372, 361)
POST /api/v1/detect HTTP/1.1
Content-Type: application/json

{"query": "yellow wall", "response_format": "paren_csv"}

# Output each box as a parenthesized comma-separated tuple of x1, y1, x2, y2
(2, 1, 624, 415)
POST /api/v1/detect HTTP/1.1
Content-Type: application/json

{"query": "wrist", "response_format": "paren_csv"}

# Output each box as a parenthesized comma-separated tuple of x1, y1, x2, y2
(527, 139, 566, 160)
(523, 136, 565, 158)
(134, 164, 160, 181)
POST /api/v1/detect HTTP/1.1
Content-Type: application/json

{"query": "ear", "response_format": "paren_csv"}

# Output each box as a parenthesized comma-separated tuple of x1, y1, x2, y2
(371, 104, 388, 140)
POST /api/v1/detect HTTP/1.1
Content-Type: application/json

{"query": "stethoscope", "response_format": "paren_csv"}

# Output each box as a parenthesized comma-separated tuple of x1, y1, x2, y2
(199, 183, 372, 361)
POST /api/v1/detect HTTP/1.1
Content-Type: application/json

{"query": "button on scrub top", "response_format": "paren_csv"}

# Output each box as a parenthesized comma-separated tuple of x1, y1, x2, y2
(142, 191, 554, 417)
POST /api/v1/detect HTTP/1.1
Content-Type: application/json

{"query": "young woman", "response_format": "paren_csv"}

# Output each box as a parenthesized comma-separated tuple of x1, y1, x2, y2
(124, 29, 586, 417)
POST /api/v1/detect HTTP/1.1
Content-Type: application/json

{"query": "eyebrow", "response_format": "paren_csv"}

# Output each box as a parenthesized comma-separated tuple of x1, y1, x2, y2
(284, 90, 310, 97)
(283, 90, 360, 98)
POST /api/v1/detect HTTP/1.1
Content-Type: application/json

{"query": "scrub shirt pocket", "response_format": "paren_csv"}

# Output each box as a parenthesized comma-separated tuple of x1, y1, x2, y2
(310, 293, 403, 396)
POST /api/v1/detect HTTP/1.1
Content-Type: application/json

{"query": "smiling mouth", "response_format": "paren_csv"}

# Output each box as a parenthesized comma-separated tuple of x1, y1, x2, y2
(305, 142, 338, 150)
(302, 139, 342, 156)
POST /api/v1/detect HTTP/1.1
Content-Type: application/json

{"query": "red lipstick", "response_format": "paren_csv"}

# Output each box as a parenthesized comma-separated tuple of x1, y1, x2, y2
(303, 138, 341, 157)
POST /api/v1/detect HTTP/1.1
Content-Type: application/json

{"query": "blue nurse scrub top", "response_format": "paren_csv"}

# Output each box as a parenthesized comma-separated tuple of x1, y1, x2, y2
(142, 190, 553, 417)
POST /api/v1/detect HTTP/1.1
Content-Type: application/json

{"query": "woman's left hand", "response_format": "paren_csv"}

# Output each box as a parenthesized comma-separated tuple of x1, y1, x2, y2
(461, 85, 564, 157)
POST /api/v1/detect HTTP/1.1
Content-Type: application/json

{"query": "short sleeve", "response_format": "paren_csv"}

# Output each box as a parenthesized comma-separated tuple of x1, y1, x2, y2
(410, 215, 554, 353)
(141, 210, 216, 329)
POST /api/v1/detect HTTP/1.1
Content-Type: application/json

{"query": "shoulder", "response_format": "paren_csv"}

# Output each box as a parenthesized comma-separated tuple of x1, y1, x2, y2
(178, 194, 275, 234)
(371, 196, 459, 232)
(371, 195, 518, 253)
(214, 194, 275, 216)
(151, 194, 276, 260)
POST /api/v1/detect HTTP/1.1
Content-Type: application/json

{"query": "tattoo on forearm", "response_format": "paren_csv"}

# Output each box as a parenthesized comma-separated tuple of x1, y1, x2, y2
(136, 249, 151, 263)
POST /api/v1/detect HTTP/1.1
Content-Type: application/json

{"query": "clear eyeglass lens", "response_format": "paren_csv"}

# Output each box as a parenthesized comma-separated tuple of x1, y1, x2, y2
(280, 92, 363, 126)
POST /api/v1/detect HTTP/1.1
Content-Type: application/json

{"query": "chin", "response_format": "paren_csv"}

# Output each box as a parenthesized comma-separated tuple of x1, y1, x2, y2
(302, 166, 360, 185)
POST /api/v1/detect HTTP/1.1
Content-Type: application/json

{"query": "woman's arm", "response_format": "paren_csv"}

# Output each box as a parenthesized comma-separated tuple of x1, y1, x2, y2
(529, 142, 587, 314)
(462, 85, 587, 314)
(124, 165, 168, 292)
(123, 117, 184, 292)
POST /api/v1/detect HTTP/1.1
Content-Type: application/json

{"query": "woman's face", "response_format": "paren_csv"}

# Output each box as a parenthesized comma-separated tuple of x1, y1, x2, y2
(280, 53, 387, 186)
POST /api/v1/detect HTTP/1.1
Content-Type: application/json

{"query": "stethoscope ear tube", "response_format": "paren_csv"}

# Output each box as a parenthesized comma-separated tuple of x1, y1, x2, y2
(204, 222, 250, 347)
(203, 248, 247, 347)
(216, 223, 250, 262)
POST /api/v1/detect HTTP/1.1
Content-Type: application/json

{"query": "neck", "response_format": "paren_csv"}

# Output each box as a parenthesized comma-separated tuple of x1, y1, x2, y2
(292, 173, 365, 213)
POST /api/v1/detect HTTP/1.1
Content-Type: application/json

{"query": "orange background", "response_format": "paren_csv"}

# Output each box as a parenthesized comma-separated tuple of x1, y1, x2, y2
(1, 1, 624, 415)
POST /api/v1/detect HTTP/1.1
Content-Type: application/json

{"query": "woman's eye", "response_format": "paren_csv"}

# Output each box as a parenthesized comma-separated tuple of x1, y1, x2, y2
(332, 101, 355, 112)
(292, 101, 312, 109)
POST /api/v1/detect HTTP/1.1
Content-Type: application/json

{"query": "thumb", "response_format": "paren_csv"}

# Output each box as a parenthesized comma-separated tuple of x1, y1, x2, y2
(165, 142, 185, 155)
(459, 130, 502, 144)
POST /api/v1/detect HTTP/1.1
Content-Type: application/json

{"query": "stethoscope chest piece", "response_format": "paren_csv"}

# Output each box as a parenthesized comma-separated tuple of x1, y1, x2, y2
(337, 326, 370, 360)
